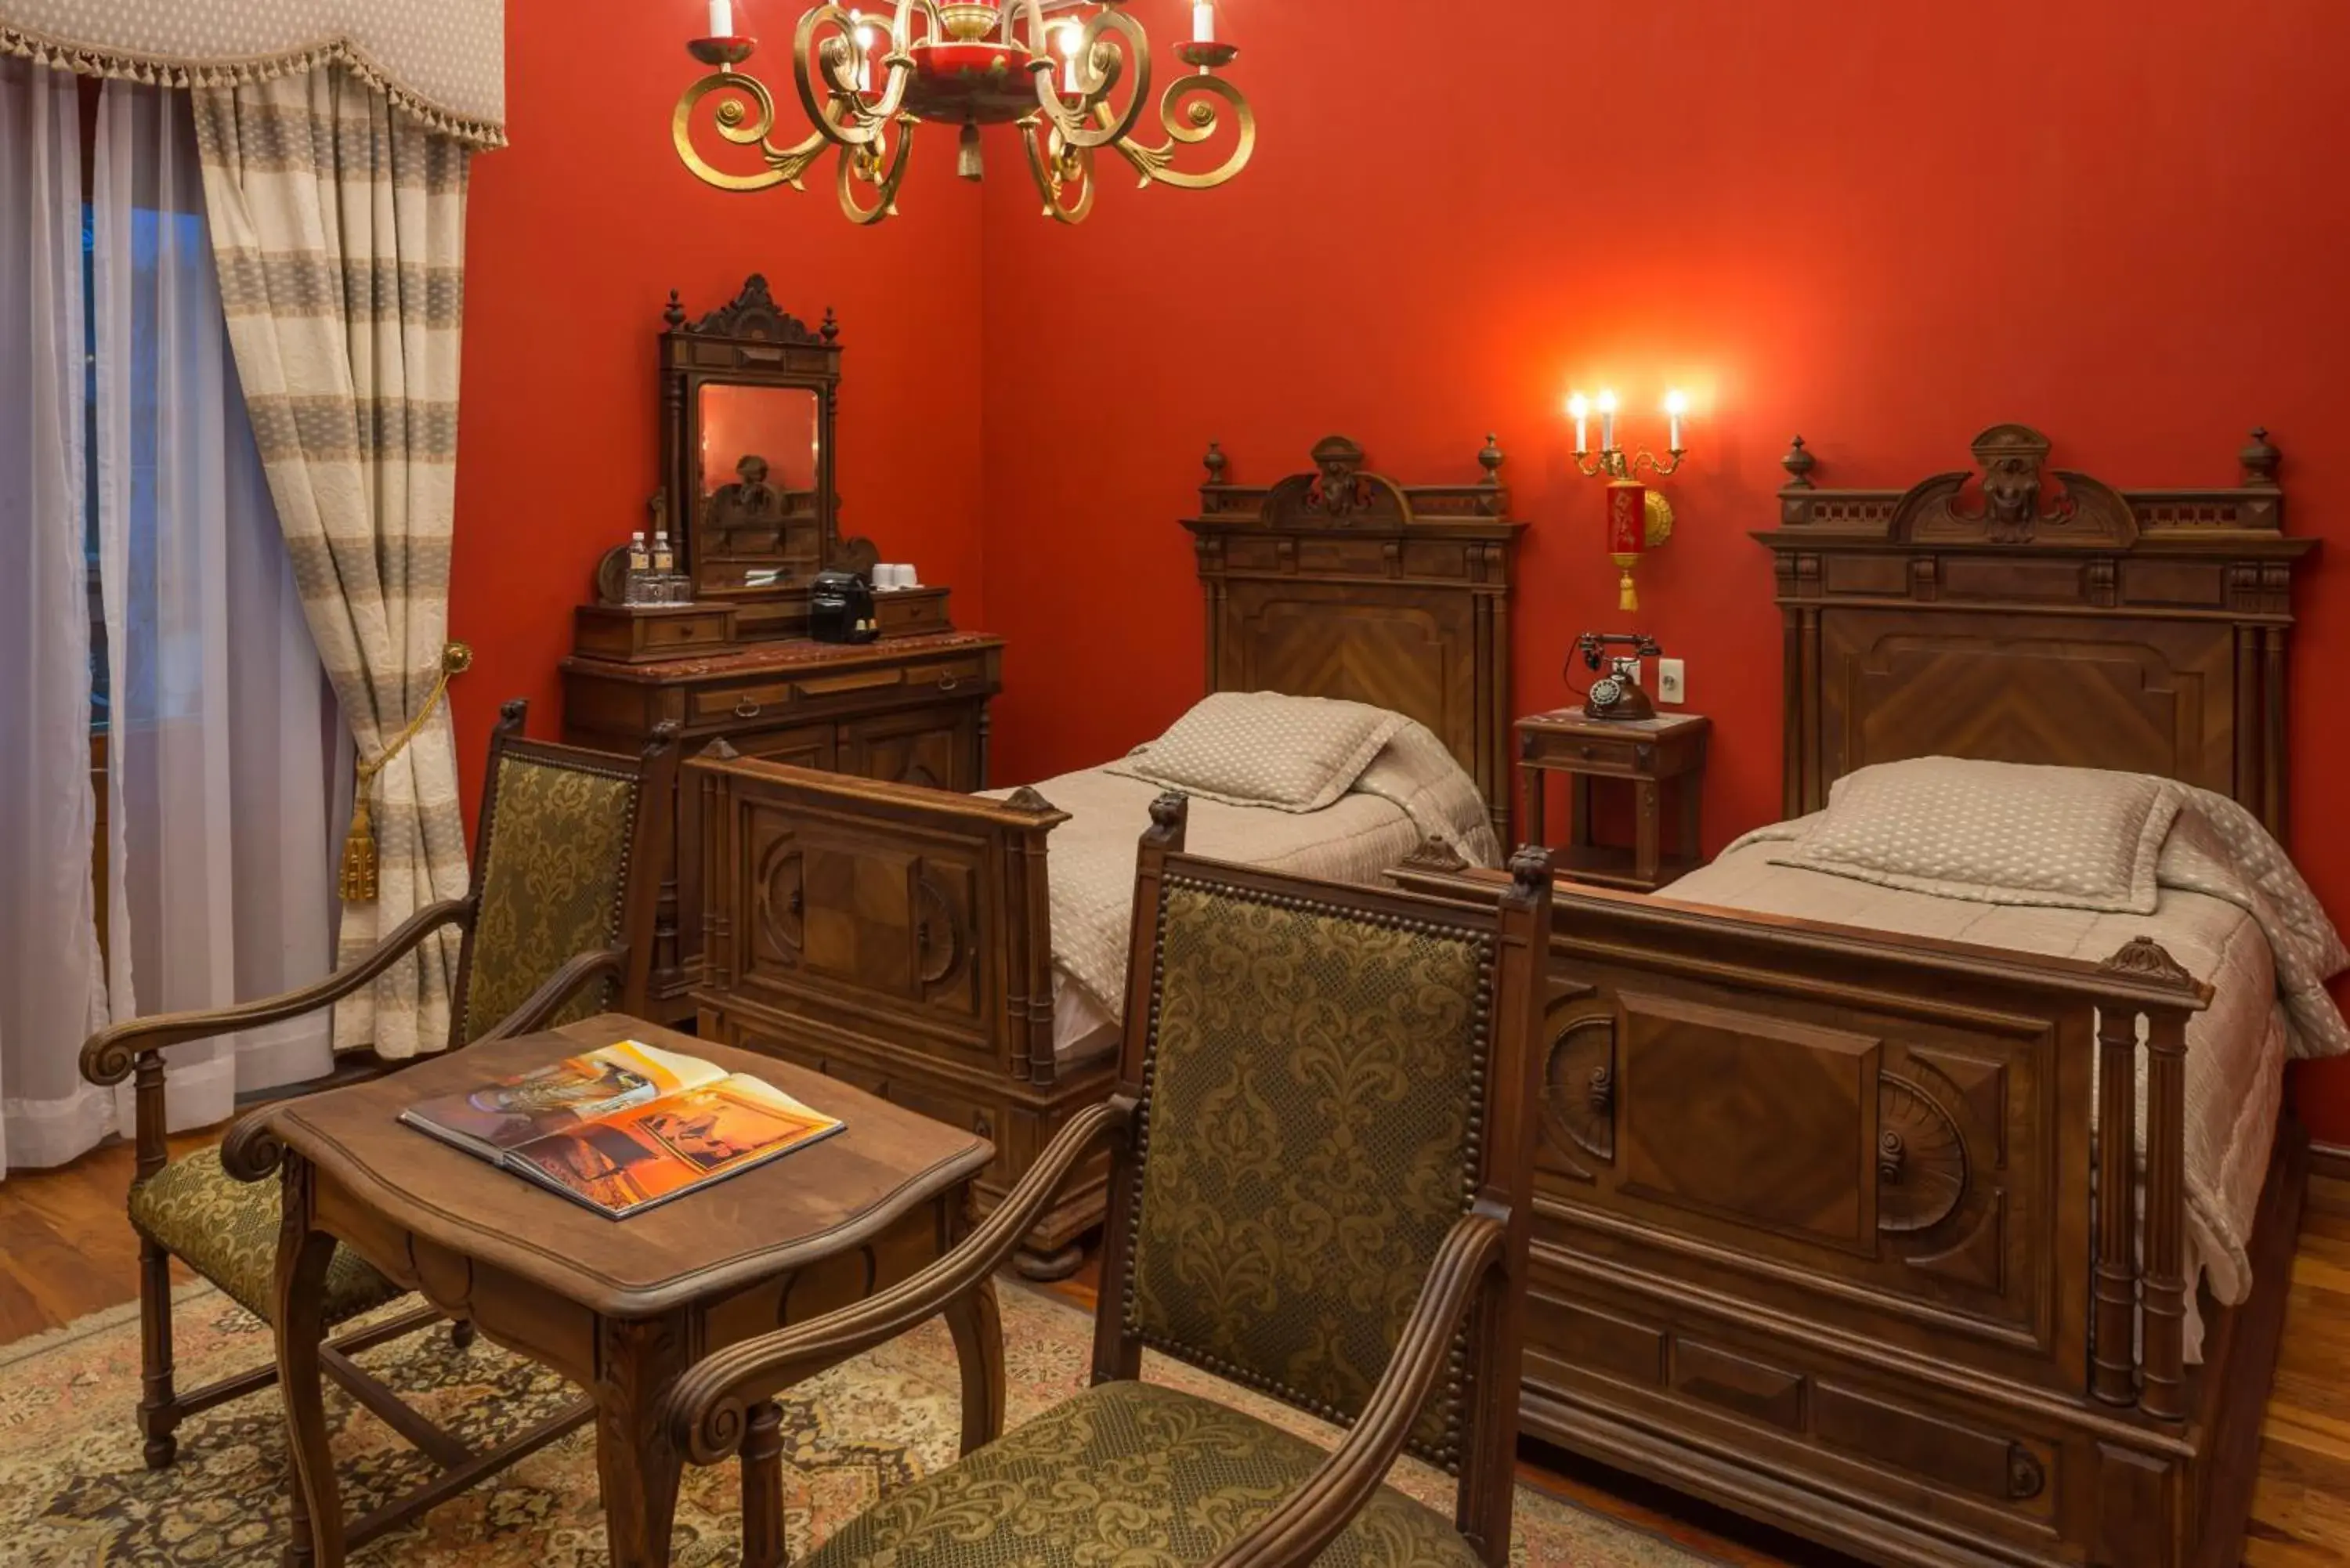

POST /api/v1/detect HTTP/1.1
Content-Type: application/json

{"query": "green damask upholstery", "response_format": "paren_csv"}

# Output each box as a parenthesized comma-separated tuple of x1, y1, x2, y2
(128, 1148, 403, 1325)
(1126, 882, 1490, 1464)
(456, 751, 641, 1045)
(800, 1381, 1480, 1568)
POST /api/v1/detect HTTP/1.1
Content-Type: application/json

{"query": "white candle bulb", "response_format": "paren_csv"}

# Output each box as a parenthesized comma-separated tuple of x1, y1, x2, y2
(853, 11, 875, 91)
(1193, 1, 1215, 43)
(1567, 392, 1589, 457)
(1664, 389, 1687, 452)
(1597, 389, 1618, 453)
(708, 0, 733, 37)
(1058, 23, 1081, 92)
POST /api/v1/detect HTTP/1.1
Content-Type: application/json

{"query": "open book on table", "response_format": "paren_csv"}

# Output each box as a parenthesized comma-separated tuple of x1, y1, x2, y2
(400, 1039, 843, 1219)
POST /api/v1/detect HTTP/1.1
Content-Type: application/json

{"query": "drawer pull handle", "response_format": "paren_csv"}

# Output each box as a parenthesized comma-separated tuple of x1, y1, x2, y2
(936, 674, 961, 692)
(733, 697, 764, 719)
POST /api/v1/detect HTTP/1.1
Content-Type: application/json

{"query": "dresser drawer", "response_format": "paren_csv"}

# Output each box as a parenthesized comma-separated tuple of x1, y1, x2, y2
(689, 680, 799, 725)
(900, 656, 991, 695)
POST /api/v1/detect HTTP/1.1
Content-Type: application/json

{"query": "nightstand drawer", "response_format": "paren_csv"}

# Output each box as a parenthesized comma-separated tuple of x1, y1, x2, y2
(1538, 733, 1650, 775)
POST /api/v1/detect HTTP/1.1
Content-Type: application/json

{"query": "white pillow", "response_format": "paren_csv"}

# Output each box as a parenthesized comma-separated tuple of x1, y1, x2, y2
(1104, 692, 1407, 814)
(1772, 757, 2182, 915)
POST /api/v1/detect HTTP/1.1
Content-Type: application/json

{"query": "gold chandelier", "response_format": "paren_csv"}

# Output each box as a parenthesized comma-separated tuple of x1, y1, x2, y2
(674, 0, 1256, 224)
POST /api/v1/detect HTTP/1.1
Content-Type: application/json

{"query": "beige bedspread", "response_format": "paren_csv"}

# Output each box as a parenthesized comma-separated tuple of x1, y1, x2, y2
(986, 717, 1499, 1029)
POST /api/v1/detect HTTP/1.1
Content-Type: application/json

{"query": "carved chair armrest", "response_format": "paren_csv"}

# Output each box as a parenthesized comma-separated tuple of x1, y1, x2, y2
(1206, 1211, 1508, 1568)
(470, 947, 630, 1046)
(80, 898, 475, 1089)
(663, 1097, 1133, 1464)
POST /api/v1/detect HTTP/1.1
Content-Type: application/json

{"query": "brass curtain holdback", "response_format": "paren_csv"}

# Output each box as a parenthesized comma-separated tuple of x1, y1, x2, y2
(339, 642, 473, 902)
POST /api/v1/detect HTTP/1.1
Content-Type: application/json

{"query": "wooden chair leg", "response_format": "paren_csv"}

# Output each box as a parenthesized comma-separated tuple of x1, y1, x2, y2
(450, 1319, 477, 1352)
(137, 1237, 180, 1469)
(740, 1400, 786, 1568)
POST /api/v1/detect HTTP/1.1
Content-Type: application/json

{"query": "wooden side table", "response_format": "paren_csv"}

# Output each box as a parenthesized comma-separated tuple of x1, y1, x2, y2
(260, 1014, 999, 1568)
(1517, 710, 1711, 892)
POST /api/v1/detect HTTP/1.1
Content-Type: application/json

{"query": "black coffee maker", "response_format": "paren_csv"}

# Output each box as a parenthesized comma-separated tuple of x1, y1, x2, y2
(808, 569, 879, 645)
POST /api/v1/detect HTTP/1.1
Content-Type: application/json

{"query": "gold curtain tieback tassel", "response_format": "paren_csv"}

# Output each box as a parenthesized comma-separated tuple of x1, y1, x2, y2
(341, 641, 473, 904)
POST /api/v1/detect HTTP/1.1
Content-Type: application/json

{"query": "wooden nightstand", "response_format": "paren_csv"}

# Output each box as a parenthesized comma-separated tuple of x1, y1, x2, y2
(1517, 709, 1710, 892)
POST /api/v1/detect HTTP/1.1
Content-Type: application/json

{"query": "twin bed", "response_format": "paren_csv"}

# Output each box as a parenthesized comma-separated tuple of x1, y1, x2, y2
(691, 425, 2334, 1568)
(689, 436, 1520, 1277)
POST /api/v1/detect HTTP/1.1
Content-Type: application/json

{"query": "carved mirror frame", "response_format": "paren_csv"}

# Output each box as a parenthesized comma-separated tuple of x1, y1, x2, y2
(654, 275, 873, 602)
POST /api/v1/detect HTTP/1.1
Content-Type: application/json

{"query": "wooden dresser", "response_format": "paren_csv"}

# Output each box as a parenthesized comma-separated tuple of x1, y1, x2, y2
(563, 627, 1001, 1023)
(561, 273, 1003, 1022)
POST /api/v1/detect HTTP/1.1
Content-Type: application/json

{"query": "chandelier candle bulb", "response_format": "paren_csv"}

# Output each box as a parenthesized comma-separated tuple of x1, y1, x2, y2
(1193, 1, 1215, 43)
(707, 0, 732, 37)
(1598, 390, 1618, 453)
(854, 12, 875, 92)
(1058, 23, 1080, 92)
(1665, 389, 1687, 453)
(1567, 392, 1589, 457)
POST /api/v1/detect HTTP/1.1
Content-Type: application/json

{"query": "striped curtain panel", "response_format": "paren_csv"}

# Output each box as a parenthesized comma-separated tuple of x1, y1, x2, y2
(190, 65, 470, 1060)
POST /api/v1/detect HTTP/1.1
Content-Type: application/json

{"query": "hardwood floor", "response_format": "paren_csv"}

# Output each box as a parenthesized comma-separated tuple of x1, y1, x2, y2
(4, 1133, 2345, 1566)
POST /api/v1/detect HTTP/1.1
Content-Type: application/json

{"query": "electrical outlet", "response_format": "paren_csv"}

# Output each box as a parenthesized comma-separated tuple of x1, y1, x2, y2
(1657, 657, 1687, 704)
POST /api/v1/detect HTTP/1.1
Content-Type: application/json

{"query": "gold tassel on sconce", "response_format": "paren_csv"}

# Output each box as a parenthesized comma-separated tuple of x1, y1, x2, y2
(340, 642, 473, 903)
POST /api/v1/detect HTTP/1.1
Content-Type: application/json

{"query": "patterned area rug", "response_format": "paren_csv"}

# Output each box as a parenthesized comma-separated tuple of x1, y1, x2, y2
(0, 1280, 1714, 1566)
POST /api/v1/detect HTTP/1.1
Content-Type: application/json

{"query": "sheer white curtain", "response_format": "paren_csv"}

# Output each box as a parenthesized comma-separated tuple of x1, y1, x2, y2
(0, 57, 115, 1172)
(90, 81, 343, 1133)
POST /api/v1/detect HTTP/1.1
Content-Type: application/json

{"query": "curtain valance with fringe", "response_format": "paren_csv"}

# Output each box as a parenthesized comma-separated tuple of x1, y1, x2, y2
(0, 0, 504, 146)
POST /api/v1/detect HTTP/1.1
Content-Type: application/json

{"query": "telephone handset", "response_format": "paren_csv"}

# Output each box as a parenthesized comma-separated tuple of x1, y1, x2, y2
(1574, 630, 1663, 722)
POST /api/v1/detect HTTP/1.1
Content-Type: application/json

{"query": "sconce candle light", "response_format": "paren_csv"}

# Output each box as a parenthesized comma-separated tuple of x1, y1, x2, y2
(1568, 388, 1689, 611)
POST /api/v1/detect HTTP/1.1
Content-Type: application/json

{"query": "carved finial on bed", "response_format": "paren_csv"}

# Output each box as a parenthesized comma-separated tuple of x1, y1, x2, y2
(2101, 936, 2195, 987)
(663, 288, 687, 331)
(1142, 791, 1190, 853)
(1202, 440, 1227, 484)
(1781, 435, 1816, 490)
(2240, 426, 2281, 490)
(1399, 836, 1470, 875)
(1508, 844, 1554, 898)
(1001, 785, 1059, 815)
(1479, 433, 1506, 487)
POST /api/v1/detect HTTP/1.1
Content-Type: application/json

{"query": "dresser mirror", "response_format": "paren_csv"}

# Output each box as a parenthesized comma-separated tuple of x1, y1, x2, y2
(696, 381, 825, 584)
(621, 274, 873, 623)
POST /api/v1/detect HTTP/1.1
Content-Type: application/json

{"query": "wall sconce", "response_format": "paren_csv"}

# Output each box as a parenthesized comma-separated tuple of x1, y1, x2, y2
(1567, 388, 1687, 610)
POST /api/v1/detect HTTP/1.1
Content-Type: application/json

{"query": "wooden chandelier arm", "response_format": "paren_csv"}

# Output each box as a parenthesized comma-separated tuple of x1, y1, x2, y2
(1205, 1211, 1508, 1568)
(470, 948, 631, 1046)
(663, 1096, 1134, 1465)
(79, 898, 475, 1089)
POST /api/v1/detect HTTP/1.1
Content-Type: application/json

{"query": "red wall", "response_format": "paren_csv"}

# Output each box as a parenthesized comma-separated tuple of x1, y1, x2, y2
(971, 0, 2350, 1134)
(450, 0, 988, 810)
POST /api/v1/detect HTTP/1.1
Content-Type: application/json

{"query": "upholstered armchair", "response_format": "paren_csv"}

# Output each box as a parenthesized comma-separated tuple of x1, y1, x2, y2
(666, 794, 1553, 1568)
(78, 699, 678, 1474)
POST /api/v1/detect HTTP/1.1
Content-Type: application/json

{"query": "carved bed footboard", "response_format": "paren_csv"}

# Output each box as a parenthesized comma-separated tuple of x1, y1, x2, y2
(1392, 865, 2290, 1568)
(689, 750, 1116, 1278)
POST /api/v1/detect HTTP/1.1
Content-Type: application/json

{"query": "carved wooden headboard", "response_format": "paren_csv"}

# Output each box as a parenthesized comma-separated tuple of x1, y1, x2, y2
(1184, 435, 1522, 840)
(1757, 423, 2316, 839)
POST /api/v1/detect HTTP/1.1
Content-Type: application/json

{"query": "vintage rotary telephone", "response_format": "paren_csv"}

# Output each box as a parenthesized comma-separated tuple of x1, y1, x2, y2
(1575, 630, 1663, 721)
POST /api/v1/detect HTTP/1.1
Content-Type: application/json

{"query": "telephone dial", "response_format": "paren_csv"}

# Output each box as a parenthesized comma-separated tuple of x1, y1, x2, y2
(1574, 631, 1662, 722)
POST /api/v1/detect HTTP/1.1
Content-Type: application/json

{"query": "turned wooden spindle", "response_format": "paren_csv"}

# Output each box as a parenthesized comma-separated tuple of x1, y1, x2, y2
(739, 1399, 786, 1568)
(2139, 1004, 2193, 1421)
(2091, 1004, 2142, 1407)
